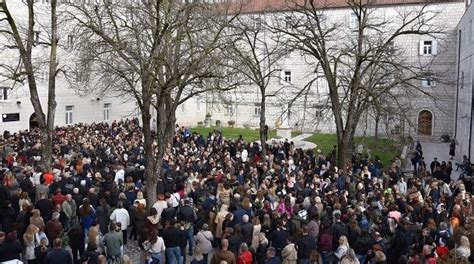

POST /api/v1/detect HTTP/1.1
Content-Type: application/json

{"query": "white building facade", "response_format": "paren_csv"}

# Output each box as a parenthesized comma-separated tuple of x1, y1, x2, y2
(0, 0, 470, 144)
(208, 0, 466, 139)
(0, 1, 139, 133)
(454, 0, 474, 160)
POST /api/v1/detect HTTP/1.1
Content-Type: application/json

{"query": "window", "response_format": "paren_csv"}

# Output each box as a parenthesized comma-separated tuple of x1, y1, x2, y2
(34, 31, 40, 44)
(469, 20, 473, 42)
(423, 41, 432, 54)
(421, 78, 435, 87)
(419, 40, 437, 55)
(225, 105, 234, 115)
(254, 106, 261, 116)
(196, 98, 201, 111)
(181, 104, 185, 112)
(284, 71, 292, 83)
(65, 105, 74, 125)
(314, 105, 324, 118)
(67, 34, 74, 49)
(386, 41, 395, 54)
(285, 16, 291, 29)
(319, 14, 327, 28)
(0, 87, 9, 101)
(254, 17, 262, 30)
(350, 12, 358, 30)
(103, 103, 111, 121)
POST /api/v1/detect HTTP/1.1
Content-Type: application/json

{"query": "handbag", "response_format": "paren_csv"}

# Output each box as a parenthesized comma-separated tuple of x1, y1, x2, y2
(310, 249, 319, 263)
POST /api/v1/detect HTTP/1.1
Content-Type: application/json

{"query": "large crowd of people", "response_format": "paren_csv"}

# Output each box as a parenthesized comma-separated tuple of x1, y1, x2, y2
(0, 118, 473, 264)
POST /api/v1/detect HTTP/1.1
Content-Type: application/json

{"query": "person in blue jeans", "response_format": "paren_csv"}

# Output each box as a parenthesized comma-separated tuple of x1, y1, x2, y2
(162, 220, 185, 264)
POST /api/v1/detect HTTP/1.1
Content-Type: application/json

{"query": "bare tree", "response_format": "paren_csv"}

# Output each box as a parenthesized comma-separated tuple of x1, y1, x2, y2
(221, 14, 290, 157)
(0, 0, 59, 169)
(67, 0, 236, 204)
(276, 0, 444, 170)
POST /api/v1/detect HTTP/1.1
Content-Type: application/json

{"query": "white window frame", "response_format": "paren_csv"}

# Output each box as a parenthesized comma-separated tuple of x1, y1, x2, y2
(67, 34, 74, 49)
(314, 106, 324, 118)
(419, 39, 437, 55)
(285, 16, 292, 29)
(34, 31, 40, 44)
(283, 70, 292, 83)
(0, 87, 9, 101)
(349, 12, 358, 30)
(65, 105, 74, 125)
(103, 103, 111, 121)
(196, 98, 201, 111)
(254, 17, 262, 30)
(225, 104, 234, 115)
(421, 78, 436, 87)
(254, 106, 261, 116)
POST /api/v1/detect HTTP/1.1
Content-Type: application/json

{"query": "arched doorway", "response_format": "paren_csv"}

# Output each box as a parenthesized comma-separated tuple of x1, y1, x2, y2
(417, 110, 433, 136)
(29, 113, 39, 131)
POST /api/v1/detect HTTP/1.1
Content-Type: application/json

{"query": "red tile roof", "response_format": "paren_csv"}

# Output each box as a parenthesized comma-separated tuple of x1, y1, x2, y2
(219, 0, 463, 14)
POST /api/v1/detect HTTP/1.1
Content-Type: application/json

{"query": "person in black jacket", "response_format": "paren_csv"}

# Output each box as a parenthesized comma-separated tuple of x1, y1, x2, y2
(177, 198, 197, 255)
(80, 242, 101, 264)
(34, 237, 50, 264)
(352, 229, 374, 264)
(332, 213, 348, 249)
(44, 238, 73, 264)
(297, 225, 317, 262)
(162, 220, 186, 264)
(68, 221, 85, 264)
(0, 231, 23, 262)
(267, 219, 289, 257)
(387, 219, 407, 264)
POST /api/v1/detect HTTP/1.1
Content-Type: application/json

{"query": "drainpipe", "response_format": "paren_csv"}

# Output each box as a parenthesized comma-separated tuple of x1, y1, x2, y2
(470, 75, 474, 160)
(455, 30, 461, 139)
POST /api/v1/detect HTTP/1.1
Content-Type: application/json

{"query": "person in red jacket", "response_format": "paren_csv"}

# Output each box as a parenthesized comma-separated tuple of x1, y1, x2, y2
(52, 188, 66, 207)
(237, 243, 253, 264)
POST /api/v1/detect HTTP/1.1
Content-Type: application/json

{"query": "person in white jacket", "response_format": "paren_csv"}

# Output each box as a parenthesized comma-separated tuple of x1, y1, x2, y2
(194, 223, 213, 263)
(110, 201, 130, 245)
(143, 230, 166, 264)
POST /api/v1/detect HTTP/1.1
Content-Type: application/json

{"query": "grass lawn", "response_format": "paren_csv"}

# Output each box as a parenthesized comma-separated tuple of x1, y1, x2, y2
(190, 127, 399, 167)
(305, 133, 399, 167)
(191, 127, 276, 142)
(291, 130, 302, 138)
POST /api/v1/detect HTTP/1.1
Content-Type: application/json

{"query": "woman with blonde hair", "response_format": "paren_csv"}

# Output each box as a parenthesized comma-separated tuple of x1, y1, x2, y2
(217, 183, 232, 205)
(134, 191, 147, 207)
(335, 235, 350, 263)
(455, 236, 471, 259)
(251, 217, 262, 250)
(215, 204, 230, 241)
(88, 224, 103, 253)
(341, 248, 360, 264)
(237, 242, 253, 264)
(30, 209, 45, 230)
(190, 246, 206, 264)
(23, 224, 39, 263)
(19, 192, 31, 211)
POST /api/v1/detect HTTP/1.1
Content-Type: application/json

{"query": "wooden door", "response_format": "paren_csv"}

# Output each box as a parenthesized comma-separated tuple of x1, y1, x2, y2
(417, 110, 433, 136)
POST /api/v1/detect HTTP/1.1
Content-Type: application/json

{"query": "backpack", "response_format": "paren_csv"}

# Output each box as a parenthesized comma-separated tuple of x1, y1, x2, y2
(318, 232, 333, 251)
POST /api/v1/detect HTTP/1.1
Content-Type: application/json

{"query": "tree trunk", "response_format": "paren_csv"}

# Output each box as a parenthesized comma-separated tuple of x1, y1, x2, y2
(259, 93, 267, 158)
(142, 102, 156, 206)
(337, 133, 353, 171)
(42, 0, 58, 170)
(374, 111, 380, 148)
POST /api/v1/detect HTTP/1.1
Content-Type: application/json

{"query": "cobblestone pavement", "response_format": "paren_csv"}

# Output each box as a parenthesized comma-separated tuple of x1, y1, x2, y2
(123, 241, 199, 264)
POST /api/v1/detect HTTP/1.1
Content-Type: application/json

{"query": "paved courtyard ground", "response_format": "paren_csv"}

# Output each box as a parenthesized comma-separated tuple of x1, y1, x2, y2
(422, 142, 461, 181)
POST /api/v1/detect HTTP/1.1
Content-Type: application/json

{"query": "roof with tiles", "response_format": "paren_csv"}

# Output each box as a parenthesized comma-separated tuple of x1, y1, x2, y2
(225, 0, 464, 14)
